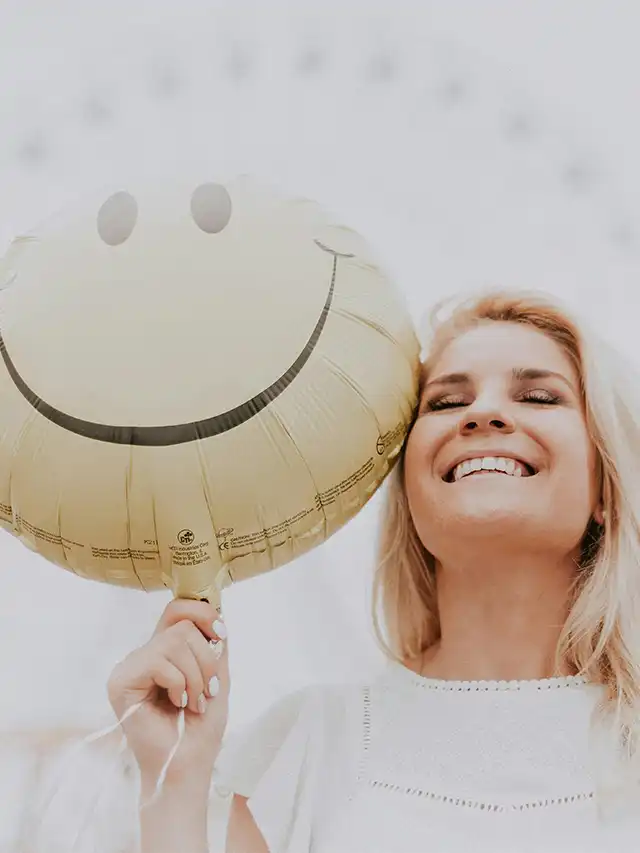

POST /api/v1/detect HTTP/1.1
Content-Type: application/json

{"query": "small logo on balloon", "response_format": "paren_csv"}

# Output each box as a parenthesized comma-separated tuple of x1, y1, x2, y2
(217, 527, 234, 550)
(178, 529, 195, 546)
(377, 423, 406, 456)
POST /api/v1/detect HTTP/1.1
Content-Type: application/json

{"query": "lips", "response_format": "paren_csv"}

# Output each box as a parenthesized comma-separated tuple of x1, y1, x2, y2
(444, 455, 537, 483)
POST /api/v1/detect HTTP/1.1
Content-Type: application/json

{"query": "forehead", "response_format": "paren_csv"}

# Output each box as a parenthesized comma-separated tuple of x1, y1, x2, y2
(429, 322, 577, 380)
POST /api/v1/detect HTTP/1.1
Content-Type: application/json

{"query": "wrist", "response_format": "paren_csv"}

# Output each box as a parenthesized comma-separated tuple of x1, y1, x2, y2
(140, 767, 214, 804)
(139, 776, 212, 853)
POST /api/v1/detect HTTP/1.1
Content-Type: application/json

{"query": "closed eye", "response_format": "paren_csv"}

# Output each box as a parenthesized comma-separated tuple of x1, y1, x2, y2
(519, 389, 563, 405)
(424, 396, 467, 412)
(423, 389, 563, 412)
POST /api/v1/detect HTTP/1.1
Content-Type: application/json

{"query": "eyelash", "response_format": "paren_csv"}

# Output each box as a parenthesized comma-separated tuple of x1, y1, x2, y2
(425, 390, 563, 412)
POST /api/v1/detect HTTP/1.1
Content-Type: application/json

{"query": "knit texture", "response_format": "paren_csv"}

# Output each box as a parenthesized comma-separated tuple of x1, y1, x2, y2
(214, 660, 640, 852)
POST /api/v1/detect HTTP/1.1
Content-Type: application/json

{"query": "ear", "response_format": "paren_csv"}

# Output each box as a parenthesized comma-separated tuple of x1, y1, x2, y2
(593, 504, 605, 526)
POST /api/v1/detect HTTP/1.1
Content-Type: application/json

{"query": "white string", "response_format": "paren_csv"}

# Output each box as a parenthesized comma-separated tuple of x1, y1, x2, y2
(68, 733, 131, 853)
(39, 695, 186, 827)
(140, 706, 187, 809)
(37, 698, 147, 820)
(39, 584, 226, 831)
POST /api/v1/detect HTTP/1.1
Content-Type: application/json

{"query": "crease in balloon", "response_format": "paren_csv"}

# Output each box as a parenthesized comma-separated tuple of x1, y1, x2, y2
(263, 405, 329, 547)
(124, 445, 146, 589)
(330, 305, 405, 351)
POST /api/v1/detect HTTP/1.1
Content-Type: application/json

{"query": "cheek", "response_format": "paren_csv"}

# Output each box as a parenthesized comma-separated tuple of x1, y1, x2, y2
(403, 420, 437, 489)
(551, 433, 599, 516)
(403, 424, 448, 532)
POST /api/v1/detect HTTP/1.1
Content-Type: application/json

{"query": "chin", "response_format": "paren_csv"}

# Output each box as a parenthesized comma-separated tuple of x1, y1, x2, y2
(420, 500, 547, 546)
(450, 508, 536, 535)
(443, 489, 539, 521)
(425, 507, 586, 560)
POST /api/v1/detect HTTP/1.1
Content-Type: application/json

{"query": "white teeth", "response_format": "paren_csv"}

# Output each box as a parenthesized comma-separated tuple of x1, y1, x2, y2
(455, 461, 468, 481)
(450, 456, 530, 481)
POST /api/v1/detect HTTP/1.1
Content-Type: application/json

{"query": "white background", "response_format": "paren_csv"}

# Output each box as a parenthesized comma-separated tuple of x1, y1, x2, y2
(1, 1, 640, 849)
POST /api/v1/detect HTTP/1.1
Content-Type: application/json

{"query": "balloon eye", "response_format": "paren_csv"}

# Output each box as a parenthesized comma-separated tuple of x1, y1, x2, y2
(190, 183, 232, 234)
(97, 192, 138, 246)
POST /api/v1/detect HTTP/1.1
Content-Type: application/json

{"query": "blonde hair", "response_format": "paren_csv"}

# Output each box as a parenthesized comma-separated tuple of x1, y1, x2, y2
(371, 289, 640, 806)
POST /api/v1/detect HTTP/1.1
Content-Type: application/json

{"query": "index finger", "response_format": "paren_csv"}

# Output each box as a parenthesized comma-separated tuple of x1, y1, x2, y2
(153, 597, 221, 639)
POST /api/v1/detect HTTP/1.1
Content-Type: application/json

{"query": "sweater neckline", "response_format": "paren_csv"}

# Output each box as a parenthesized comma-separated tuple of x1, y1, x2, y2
(385, 657, 590, 693)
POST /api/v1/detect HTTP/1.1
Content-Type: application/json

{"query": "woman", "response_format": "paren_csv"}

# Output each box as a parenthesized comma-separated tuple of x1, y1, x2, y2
(108, 290, 640, 852)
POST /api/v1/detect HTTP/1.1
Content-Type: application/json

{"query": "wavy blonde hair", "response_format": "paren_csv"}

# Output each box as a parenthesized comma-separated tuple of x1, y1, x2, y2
(371, 289, 640, 806)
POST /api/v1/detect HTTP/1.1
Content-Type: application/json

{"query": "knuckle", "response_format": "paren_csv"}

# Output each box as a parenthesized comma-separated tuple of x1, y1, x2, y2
(107, 659, 124, 684)
(206, 642, 223, 669)
(178, 619, 200, 639)
(164, 640, 188, 667)
(167, 670, 186, 692)
(149, 645, 176, 675)
(152, 661, 183, 690)
(107, 654, 136, 691)
(165, 598, 214, 623)
(106, 670, 125, 702)
(157, 600, 191, 631)
(165, 598, 190, 616)
(164, 621, 195, 649)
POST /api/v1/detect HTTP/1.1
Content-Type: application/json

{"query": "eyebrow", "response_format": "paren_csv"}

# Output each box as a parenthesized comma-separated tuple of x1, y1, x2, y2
(425, 367, 576, 392)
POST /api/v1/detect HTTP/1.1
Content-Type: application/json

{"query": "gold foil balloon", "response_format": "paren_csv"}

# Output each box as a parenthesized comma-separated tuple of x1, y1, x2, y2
(0, 176, 419, 611)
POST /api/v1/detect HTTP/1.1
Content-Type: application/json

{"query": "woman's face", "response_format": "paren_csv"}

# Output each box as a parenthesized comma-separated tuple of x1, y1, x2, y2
(404, 321, 601, 560)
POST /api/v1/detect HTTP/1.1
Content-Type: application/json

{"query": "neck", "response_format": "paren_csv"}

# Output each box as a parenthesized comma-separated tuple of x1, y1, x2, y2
(420, 551, 579, 682)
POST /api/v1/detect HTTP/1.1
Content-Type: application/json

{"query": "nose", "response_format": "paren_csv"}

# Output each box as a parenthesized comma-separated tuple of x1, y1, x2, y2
(458, 403, 515, 436)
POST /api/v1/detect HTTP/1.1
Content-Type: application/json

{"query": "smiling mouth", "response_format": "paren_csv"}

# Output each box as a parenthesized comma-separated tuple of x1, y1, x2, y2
(444, 457, 537, 483)
(0, 239, 353, 447)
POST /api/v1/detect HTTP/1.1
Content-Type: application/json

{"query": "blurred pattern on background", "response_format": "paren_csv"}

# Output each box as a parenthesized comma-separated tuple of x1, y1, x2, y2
(2, 1, 640, 848)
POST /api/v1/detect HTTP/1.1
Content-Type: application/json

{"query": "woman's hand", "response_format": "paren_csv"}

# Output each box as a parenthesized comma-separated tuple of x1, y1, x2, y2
(107, 598, 230, 790)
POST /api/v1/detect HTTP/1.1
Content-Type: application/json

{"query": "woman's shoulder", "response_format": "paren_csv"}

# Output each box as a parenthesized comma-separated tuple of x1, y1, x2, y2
(214, 657, 406, 772)
(213, 661, 396, 783)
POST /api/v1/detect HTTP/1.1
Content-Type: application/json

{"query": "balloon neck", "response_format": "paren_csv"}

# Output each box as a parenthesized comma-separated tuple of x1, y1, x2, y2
(171, 562, 230, 614)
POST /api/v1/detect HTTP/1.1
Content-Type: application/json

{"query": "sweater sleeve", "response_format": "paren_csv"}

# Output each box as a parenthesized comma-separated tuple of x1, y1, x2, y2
(212, 685, 322, 853)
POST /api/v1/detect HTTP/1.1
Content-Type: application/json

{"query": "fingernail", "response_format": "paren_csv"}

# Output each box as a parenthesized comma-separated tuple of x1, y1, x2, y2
(181, 691, 188, 708)
(213, 619, 227, 640)
(209, 676, 220, 697)
(197, 693, 207, 714)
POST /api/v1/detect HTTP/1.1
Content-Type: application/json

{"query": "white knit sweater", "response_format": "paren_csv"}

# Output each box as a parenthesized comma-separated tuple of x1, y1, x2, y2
(213, 659, 640, 852)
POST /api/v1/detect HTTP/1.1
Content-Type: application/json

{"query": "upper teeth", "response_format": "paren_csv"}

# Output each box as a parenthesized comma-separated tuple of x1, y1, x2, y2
(451, 457, 529, 482)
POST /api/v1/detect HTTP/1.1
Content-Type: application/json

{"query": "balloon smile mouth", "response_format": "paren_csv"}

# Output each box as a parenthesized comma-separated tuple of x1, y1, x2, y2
(0, 239, 353, 447)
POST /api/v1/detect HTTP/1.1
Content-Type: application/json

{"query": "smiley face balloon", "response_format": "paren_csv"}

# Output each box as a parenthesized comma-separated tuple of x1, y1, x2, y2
(0, 176, 419, 611)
